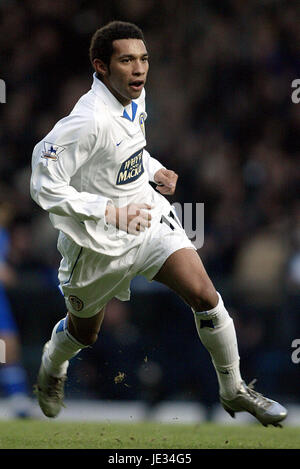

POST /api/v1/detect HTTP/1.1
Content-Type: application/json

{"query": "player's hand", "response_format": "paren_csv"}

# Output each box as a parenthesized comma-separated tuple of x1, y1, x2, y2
(154, 168, 178, 195)
(105, 202, 153, 235)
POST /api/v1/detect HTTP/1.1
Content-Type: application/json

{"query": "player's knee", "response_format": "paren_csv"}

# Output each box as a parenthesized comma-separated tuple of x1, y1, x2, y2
(76, 330, 99, 346)
(87, 332, 99, 346)
(68, 322, 99, 346)
(67, 309, 104, 346)
(188, 282, 218, 312)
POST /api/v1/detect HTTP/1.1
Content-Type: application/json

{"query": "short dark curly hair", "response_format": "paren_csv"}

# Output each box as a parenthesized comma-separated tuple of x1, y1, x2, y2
(89, 21, 146, 67)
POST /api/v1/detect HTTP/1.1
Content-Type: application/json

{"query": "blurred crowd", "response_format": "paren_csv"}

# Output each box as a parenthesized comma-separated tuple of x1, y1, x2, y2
(0, 0, 299, 411)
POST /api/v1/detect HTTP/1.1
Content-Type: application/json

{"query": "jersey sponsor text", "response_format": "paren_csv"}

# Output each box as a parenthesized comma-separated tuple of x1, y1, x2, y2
(116, 149, 144, 185)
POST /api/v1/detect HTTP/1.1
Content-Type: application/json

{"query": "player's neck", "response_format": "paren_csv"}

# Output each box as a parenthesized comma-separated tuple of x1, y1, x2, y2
(98, 74, 131, 107)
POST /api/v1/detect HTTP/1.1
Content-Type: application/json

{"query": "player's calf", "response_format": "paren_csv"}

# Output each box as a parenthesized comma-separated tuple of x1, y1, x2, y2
(193, 292, 242, 400)
(35, 342, 67, 418)
(35, 316, 88, 418)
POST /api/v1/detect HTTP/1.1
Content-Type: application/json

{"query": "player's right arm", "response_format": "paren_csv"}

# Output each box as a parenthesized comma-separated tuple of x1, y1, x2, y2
(105, 202, 152, 235)
(31, 114, 152, 235)
(30, 114, 111, 224)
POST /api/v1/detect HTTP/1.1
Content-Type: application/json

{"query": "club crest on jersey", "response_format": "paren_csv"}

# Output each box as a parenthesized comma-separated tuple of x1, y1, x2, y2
(41, 142, 65, 162)
(116, 149, 144, 185)
(139, 112, 146, 137)
(68, 295, 84, 312)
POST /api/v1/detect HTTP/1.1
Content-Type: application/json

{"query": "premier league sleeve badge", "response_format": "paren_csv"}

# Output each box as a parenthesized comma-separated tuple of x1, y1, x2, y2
(41, 142, 65, 162)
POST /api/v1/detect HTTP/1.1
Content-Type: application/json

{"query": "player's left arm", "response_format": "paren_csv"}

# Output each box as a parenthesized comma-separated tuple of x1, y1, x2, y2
(153, 168, 178, 195)
(143, 149, 178, 195)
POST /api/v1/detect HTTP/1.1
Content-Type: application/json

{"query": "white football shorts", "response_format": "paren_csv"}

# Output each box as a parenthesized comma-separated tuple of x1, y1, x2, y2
(57, 209, 196, 318)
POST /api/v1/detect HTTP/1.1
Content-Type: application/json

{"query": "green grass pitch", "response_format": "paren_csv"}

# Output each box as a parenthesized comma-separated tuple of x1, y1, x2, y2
(0, 420, 299, 449)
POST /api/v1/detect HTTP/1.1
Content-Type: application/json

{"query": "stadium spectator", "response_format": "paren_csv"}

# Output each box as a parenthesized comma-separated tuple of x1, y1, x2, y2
(0, 197, 33, 417)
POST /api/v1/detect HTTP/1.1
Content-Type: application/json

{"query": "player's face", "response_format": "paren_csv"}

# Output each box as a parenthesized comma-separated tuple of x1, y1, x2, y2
(98, 39, 149, 106)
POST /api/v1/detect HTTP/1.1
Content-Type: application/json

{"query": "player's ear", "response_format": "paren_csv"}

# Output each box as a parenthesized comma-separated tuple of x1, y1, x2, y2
(93, 58, 109, 78)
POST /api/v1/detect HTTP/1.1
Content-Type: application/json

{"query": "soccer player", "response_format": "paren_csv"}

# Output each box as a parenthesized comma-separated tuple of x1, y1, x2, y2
(30, 21, 287, 426)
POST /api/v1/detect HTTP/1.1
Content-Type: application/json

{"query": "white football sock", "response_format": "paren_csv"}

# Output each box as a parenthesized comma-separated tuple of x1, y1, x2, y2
(193, 292, 242, 399)
(42, 317, 86, 378)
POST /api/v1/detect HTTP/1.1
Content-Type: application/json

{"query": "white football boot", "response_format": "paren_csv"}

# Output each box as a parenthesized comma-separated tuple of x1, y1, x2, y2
(220, 379, 287, 427)
(34, 342, 66, 418)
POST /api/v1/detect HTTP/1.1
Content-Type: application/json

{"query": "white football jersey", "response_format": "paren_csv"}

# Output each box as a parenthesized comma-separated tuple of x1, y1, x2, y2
(31, 74, 171, 256)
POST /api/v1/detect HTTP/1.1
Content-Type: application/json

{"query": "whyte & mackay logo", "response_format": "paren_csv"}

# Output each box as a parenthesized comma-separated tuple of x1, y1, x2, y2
(116, 149, 144, 185)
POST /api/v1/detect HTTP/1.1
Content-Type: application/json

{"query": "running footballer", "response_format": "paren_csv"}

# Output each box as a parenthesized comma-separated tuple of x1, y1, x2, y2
(31, 21, 287, 427)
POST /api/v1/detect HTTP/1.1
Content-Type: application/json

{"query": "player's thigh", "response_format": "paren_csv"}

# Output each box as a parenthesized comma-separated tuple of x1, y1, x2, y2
(67, 306, 106, 345)
(153, 247, 218, 310)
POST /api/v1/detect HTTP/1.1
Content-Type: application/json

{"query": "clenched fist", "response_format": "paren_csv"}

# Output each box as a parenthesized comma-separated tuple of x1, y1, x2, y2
(105, 202, 153, 235)
(154, 168, 178, 195)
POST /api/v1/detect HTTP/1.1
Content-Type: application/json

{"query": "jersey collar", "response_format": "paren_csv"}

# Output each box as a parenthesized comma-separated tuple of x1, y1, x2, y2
(91, 73, 138, 121)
